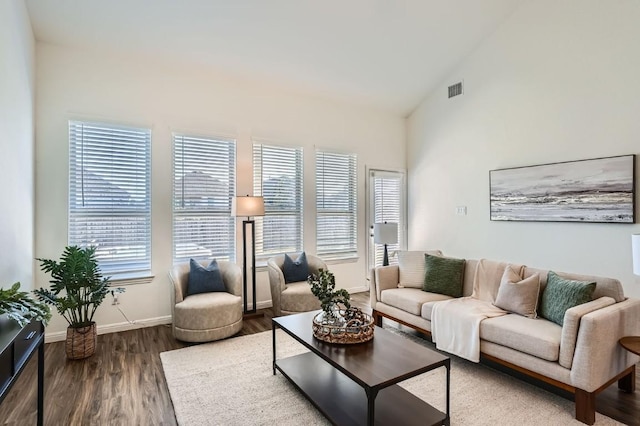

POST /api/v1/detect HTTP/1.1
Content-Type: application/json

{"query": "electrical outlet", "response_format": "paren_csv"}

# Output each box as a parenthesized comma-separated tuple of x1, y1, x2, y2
(455, 206, 467, 216)
(112, 293, 120, 305)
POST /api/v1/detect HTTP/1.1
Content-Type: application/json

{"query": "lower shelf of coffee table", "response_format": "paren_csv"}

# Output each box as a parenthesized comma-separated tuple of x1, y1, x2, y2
(275, 352, 446, 426)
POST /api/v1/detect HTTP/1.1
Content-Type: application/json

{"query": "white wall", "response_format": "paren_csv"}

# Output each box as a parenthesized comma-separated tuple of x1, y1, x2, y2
(35, 43, 406, 337)
(407, 0, 640, 298)
(0, 0, 35, 291)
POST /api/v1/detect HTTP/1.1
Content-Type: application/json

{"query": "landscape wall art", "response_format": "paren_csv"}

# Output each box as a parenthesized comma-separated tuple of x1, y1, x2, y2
(490, 154, 635, 223)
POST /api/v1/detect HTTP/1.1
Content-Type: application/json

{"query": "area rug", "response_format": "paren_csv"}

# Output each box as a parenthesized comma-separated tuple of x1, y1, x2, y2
(160, 329, 621, 425)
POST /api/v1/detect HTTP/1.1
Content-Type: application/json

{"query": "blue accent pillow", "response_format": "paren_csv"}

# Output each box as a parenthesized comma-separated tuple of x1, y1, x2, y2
(283, 252, 310, 284)
(187, 258, 226, 295)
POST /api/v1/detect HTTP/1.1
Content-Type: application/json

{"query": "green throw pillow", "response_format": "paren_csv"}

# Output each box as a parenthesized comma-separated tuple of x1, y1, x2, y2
(540, 271, 596, 326)
(423, 254, 465, 298)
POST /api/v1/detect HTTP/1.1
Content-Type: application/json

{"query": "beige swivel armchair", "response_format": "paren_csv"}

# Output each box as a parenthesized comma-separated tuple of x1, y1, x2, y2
(267, 253, 327, 317)
(169, 259, 243, 342)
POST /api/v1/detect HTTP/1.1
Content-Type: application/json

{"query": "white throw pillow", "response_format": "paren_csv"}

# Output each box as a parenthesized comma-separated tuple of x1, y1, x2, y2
(398, 250, 443, 288)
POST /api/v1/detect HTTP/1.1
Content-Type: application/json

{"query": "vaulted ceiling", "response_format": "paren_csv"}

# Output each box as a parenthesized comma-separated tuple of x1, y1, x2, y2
(26, 0, 524, 116)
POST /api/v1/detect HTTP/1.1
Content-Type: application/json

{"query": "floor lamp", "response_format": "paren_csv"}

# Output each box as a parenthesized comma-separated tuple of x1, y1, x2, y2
(374, 222, 398, 266)
(232, 195, 265, 315)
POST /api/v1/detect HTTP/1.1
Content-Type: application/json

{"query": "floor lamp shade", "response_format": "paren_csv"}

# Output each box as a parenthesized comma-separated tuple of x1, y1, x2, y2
(232, 195, 264, 315)
(633, 234, 640, 276)
(232, 196, 265, 218)
(374, 222, 398, 266)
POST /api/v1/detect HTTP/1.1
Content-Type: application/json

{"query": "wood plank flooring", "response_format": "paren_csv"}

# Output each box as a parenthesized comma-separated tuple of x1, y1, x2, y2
(0, 292, 637, 425)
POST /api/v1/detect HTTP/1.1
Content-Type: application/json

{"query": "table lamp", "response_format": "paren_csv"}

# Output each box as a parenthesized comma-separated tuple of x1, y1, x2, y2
(374, 222, 398, 266)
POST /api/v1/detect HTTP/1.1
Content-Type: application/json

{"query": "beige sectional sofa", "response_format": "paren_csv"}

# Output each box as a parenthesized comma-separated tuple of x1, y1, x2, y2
(370, 251, 640, 425)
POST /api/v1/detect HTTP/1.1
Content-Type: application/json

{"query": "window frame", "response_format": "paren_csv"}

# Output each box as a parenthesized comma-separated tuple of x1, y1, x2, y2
(252, 141, 304, 259)
(68, 120, 152, 281)
(315, 149, 358, 260)
(172, 132, 237, 265)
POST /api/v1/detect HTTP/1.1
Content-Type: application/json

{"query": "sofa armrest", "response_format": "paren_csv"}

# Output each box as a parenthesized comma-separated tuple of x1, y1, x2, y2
(559, 297, 616, 369)
(570, 298, 640, 392)
(372, 265, 399, 303)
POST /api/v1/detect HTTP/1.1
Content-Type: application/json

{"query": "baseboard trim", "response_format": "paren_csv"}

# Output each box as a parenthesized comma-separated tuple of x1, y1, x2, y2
(44, 315, 173, 343)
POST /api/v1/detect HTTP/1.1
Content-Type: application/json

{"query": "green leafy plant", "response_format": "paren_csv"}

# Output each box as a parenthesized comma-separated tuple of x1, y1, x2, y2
(308, 269, 351, 319)
(0, 282, 51, 327)
(34, 246, 123, 328)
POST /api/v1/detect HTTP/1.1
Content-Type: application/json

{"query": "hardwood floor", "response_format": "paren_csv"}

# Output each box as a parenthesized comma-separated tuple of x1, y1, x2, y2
(0, 292, 637, 425)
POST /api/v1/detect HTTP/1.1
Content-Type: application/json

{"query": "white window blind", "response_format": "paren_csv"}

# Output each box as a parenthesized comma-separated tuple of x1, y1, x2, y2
(69, 121, 151, 275)
(316, 150, 357, 258)
(173, 134, 236, 263)
(369, 169, 405, 268)
(253, 143, 303, 257)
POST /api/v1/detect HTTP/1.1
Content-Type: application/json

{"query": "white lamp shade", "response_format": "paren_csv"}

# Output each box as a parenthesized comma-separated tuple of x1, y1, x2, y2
(633, 234, 640, 276)
(232, 196, 265, 217)
(374, 222, 398, 245)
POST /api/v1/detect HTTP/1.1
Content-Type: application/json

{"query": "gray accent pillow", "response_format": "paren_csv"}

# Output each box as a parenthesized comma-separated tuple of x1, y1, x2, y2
(423, 254, 465, 298)
(398, 250, 443, 288)
(187, 258, 226, 295)
(283, 252, 310, 284)
(494, 266, 540, 318)
(540, 271, 596, 326)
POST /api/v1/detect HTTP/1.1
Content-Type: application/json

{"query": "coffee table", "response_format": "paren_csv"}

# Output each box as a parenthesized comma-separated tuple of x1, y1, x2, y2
(272, 311, 450, 426)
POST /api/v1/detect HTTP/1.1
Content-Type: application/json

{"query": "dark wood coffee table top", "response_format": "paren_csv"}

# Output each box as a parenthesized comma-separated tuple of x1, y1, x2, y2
(273, 310, 449, 389)
(619, 336, 640, 356)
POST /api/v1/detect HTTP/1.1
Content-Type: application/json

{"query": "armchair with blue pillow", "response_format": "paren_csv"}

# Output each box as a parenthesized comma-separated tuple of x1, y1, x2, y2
(267, 252, 328, 317)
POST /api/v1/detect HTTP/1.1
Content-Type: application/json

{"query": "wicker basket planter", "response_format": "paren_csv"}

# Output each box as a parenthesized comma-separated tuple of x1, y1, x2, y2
(66, 322, 97, 359)
(312, 308, 374, 344)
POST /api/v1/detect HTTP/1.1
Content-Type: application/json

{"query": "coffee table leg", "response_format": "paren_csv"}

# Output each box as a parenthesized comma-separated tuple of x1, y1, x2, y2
(445, 362, 451, 426)
(365, 388, 378, 426)
(272, 324, 277, 375)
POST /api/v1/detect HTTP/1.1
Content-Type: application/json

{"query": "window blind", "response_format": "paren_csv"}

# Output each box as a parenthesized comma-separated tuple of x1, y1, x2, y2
(68, 121, 151, 275)
(253, 143, 303, 257)
(173, 134, 236, 263)
(370, 170, 404, 267)
(316, 150, 357, 258)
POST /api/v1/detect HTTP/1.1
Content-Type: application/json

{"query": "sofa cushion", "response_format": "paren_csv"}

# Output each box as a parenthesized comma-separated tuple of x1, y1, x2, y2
(423, 254, 465, 298)
(187, 258, 226, 295)
(398, 250, 443, 288)
(421, 295, 456, 320)
(283, 252, 311, 284)
(280, 281, 321, 313)
(471, 259, 524, 304)
(480, 314, 562, 362)
(494, 266, 540, 319)
(381, 288, 450, 316)
(540, 271, 596, 326)
(524, 267, 624, 303)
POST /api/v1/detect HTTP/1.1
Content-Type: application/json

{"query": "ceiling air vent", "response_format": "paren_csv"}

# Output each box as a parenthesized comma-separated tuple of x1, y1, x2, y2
(448, 81, 463, 98)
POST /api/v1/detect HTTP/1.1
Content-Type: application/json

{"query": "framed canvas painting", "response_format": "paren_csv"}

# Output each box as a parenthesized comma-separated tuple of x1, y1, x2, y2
(490, 154, 635, 223)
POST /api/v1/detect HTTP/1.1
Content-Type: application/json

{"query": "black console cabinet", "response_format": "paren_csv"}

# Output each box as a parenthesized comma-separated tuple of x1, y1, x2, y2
(0, 319, 44, 425)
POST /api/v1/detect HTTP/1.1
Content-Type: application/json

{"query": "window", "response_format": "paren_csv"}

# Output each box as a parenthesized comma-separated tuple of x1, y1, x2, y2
(68, 121, 151, 276)
(368, 169, 406, 268)
(253, 143, 303, 257)
(316, 150, 357, 259)
(173, 134, 236, 263)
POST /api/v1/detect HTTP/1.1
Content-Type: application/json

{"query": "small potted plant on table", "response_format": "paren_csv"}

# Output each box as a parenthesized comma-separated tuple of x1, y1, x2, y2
(34, 246, 122, 359)
(308, 269, 374, 344)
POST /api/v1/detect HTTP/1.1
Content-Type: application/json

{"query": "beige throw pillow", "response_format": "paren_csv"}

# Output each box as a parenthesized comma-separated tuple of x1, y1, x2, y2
(398, 250, 442, 288)
(494, 265, 540, 319)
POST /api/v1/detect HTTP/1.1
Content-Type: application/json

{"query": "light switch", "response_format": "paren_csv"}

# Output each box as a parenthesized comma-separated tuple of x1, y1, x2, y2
(455, 206, 467, 216)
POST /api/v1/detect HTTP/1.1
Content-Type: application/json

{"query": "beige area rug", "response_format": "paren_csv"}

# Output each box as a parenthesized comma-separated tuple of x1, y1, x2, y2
(160, 329, 621, 426)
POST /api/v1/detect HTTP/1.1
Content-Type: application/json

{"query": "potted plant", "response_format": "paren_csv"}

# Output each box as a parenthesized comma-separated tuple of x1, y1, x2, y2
(308, 269, 374, 344)
(0, 282, 51, 328)
(308, 269, 351, 321)
(34, 245, 122, 359)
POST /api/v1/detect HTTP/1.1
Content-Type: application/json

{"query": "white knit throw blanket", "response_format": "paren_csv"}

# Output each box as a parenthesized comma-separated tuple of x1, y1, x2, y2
(431, 297, 507, 362)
